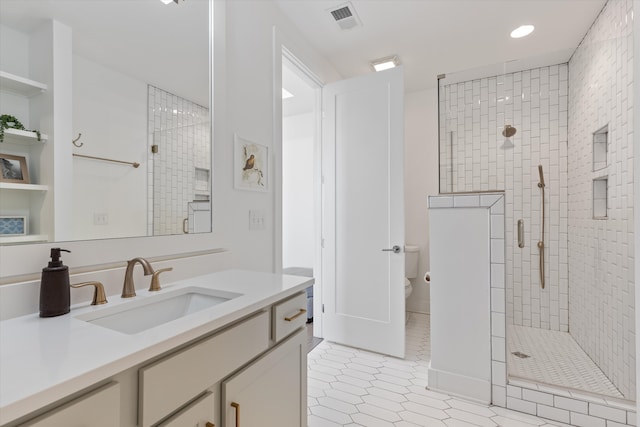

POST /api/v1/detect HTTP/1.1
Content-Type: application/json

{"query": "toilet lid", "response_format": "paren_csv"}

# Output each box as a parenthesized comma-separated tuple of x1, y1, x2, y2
(404, 278, 410, 287)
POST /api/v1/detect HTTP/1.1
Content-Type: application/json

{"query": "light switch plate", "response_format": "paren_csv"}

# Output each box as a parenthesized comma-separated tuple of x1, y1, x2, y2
(249, 210, 265, 230)
(93, 213, 109, 225)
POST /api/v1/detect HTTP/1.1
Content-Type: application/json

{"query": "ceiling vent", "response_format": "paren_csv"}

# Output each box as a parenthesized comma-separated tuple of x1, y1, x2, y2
(328, 2, 361, 30)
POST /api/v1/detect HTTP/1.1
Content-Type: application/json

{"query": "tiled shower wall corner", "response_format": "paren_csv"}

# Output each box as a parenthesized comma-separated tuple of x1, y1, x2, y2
(567, 0, 635, 400)
(147, 86, 211, 236)
(438, 65, 569, 332)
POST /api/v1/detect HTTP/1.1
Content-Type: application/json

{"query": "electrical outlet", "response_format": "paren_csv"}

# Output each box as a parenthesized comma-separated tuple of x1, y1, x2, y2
(93, 213, 109, 225)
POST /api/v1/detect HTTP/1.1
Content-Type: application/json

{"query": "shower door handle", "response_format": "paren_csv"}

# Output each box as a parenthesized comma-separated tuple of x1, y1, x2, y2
(382, 245, 402, 254)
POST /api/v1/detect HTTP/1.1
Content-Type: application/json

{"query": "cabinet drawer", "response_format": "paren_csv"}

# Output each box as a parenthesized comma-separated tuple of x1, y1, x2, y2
(157, 391, 215, 427)
(20, 382, 120, 427)
(139, 311, 269, 427)
(272, 292, 307, 342)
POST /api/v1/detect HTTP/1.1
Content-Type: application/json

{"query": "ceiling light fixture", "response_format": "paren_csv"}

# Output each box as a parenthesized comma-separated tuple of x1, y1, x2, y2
(510, 25, 535, 39)
(282, 88, 294, 99)
(371, 55, 400, 72)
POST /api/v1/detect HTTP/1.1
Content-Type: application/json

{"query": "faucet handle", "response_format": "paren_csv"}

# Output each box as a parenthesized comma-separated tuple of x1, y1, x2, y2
(71, 281, 108, 305)
(149, 267, 173, 292)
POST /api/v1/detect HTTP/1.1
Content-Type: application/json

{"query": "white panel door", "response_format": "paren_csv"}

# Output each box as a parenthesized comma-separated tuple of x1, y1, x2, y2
(322, 67, 405, 358)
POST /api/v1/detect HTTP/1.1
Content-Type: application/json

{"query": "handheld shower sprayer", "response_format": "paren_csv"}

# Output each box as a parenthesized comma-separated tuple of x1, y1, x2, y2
(537, 165, 545, 289)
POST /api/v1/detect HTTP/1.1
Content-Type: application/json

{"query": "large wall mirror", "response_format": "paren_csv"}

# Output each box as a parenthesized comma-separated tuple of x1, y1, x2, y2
(0, 0, 211, 245)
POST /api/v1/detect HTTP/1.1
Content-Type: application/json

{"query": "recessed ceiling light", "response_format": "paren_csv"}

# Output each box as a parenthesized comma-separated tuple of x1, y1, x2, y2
(160, 0, 173, 4)
(510, 25, 535, 39)
(282, 88, 294, 99)
(371, 55, 400, 72)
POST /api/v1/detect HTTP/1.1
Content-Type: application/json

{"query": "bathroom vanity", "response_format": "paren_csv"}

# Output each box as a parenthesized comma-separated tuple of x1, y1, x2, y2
(0, 269, 312, 427)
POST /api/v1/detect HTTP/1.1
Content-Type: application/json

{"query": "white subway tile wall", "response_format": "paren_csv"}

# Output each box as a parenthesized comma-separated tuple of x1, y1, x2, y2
(567, 0, 635, 400)
(439, 64, 570, 335)
(147, 86, 211, 236)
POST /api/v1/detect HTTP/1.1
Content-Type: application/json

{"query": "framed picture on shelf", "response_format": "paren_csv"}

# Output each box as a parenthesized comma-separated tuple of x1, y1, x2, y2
(0, 216, 27, 236)
(0, 154, 29, 184)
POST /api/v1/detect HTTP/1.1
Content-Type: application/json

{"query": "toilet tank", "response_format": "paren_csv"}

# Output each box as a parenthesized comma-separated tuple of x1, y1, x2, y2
(405, 245, 420, 279)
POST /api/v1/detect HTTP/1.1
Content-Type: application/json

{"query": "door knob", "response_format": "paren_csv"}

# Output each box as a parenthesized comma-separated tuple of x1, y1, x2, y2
(382, 245, 401, 254)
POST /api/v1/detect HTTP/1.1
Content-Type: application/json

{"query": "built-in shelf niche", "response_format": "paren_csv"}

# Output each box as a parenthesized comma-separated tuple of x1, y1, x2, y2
(194, 167, 210, 200)
(2, 128, 48, 145)
(593, 177, 608, 219)
(0, 234, 48, 244)
(0, 182, 49, 192)
(592, 125, 608, 171)
(0, 70, 47, 97)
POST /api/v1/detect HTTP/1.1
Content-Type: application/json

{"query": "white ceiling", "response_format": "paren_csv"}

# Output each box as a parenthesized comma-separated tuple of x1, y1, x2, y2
(275, 0, 607, 92)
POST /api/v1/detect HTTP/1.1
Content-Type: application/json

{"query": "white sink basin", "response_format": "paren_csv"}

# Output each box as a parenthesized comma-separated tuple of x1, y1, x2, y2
(75, 287, 242, 334)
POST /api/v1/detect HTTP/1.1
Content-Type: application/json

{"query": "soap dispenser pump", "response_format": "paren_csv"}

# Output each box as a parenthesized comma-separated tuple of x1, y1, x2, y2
(39, 248, 71, 318)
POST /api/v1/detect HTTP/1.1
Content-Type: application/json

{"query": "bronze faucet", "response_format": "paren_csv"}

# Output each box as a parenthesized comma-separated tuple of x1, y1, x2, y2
(122, 258, 154, 298)
(71, 281, 108, 305)
(149, 267, 173, 292)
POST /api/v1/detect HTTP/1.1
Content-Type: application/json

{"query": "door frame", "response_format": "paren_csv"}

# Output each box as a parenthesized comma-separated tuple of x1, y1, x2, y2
(273, 28, 325, 338)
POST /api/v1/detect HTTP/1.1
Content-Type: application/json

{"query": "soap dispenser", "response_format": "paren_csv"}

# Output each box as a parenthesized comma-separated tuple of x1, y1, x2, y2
(39, 248, 71, 317)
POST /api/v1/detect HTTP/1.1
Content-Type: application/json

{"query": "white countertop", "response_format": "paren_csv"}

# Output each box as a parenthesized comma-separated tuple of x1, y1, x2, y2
(0, 269, 313, 425)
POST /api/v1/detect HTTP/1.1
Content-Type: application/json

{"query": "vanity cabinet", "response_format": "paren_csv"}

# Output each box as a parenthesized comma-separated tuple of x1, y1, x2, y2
(4, 288, 309, 427)
(222, 329, 307, 427)
(137, 291, 308, 427)
(139, 311, 270, 427)
(19, 382, 120, 427)
(156, 391, 215, 427)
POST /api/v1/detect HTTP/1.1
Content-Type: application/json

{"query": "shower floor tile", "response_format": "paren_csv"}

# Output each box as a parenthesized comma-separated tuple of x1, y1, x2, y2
(508, 325, 624, 399)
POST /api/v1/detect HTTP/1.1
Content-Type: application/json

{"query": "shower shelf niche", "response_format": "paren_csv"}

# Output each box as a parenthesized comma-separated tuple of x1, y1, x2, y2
(593, 177, 608, 219)
(592, 125, 608, 171)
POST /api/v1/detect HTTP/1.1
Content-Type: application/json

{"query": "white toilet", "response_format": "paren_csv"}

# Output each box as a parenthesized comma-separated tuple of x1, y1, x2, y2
(405, 245, 420, 299)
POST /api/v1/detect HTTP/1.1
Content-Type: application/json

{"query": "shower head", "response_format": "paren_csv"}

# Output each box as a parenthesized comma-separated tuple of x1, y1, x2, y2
(502, 124, 517, 138)
(538, 165, 545, 188)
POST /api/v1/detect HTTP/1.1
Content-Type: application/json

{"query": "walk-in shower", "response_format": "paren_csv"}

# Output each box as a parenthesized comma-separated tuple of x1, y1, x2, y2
(437, 36, 635, 415)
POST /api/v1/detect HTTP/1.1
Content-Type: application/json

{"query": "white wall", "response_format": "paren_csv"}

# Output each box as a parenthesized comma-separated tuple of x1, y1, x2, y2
(0, 25, 30, 128)
(0, 0, 340, 282)
(568, 0, 635, 400)
(405, 88, 439, 314)
(220, 0, 340, 272)
(282, 112, 314, 269)
(72, 54, 148, 240)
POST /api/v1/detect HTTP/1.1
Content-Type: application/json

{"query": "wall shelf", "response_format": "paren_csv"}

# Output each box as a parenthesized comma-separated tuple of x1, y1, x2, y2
(593, 177, 608, 219)
(1, 128, 48, 145)
(0, 70, 47, 97)
(0, 182, 49, 192)
(0, 234, 48, 244)
(592, 125, 608, 171)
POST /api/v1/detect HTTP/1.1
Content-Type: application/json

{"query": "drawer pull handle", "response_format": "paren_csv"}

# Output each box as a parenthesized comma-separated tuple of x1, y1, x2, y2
(231, 402, 240, 427)
(285, 308, 307, 322)
(206, 423, 215, 427)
